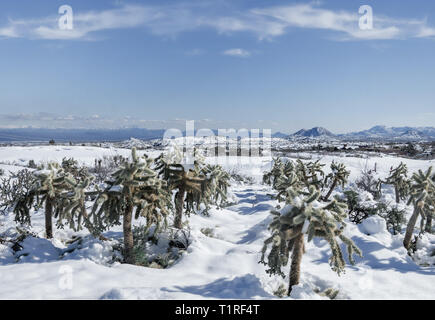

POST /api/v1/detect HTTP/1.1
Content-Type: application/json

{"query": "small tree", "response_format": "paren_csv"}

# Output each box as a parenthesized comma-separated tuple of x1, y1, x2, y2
(323, 162, 350, 201)
(403, 167, 435, 250)
(384, 162, 410, 204)
(260, 172, 361, 295)
(91, 148, 171, 264)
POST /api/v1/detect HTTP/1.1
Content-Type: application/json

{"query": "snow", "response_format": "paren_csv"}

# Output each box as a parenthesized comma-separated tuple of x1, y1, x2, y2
(360, 216, 388, 235)
(0, 145, 434, 300)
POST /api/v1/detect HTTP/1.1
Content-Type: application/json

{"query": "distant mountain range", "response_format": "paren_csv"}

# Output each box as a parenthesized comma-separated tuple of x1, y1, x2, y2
(0, 125, 434, 143)
(342, 125, 435, 140)
(275, 125, 435, 141)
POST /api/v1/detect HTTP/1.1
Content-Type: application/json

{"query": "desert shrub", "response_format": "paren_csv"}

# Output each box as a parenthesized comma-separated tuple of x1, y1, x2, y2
(355, 166, 382, 200)
(88, 155, 127, 184)
(0, 169, 34, 213)
(168, 228, 192, 251)
(28, 160, 37, 169)
(127, 225, 188, 268)
(273, 284, 287, 298)
(379, 206, 407, 235)
(200, 227, 215, 238)
(402, 143, 418, 156)
(343, 190, 406, 235)
(315, 288, 340, 300)
(230, 170, 255, 185)
(343, 190, 379, 224)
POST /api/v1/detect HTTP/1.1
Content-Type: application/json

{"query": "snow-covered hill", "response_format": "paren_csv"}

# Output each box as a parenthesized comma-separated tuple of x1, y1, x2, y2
(292, 127, 334, 138)
(344, 125, 435, 141)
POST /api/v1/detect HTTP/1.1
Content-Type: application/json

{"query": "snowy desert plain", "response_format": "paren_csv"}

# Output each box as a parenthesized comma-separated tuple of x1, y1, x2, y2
(0, 139, 434, 300)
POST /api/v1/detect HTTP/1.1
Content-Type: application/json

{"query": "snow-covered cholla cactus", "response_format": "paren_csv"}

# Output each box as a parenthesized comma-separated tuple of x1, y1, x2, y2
(323, 162, 350, 201)
(14, 163, 72, 239)
(403, 167, 435, 250)
(91, 148, 171, 264)
(260, 172, 362, 296)
(155, 155, 205, 229)
(295, 160, 325, 190)
(56, 174, 95, 233)
(263, 157, 284, 187)
(196, 164, 231, 210)
(385, 162, 410, 204)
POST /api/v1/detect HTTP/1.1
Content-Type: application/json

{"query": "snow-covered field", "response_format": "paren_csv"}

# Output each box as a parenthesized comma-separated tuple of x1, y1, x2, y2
(0, 146, 434, 300)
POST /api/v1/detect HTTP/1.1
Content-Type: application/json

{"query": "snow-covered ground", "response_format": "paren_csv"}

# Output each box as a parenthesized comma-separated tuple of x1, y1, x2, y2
(0, 146, 434, 299)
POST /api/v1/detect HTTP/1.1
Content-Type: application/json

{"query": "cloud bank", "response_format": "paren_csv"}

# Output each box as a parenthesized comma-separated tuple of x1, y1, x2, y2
(0, 112, 280, 130)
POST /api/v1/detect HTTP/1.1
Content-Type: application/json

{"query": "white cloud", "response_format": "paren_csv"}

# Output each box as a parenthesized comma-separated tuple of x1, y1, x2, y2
(185, 48, 205, 56)
(253, 4, 430, 40)
(223, 48, 251, 57)
(0, 2, 434, 41)
(417, 26, 435, 38)
(0, 26, 19, 38)
(0, 113, 276, 130)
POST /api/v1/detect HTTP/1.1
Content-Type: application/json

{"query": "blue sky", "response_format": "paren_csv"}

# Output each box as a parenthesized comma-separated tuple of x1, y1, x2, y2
(0, 0, 434, 133)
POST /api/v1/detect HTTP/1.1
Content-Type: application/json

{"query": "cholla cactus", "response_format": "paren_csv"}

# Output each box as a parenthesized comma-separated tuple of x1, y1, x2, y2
(198, 164, 231, 208)
(385, 162, 410, 204)
(295, 160, 325, 190)
(263, 157, 284, 187)
(403, 167, 435, 250)
(55, 175, 95, 233)
(260, 174, 361, 296)
(323, 162, 350, 201)
(155, 154, 205, 229)
(14, 163, 72, 239)
(61, 157, 90, 181)
(91, 148, 171, 264)
(274, 172, 304, 203)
